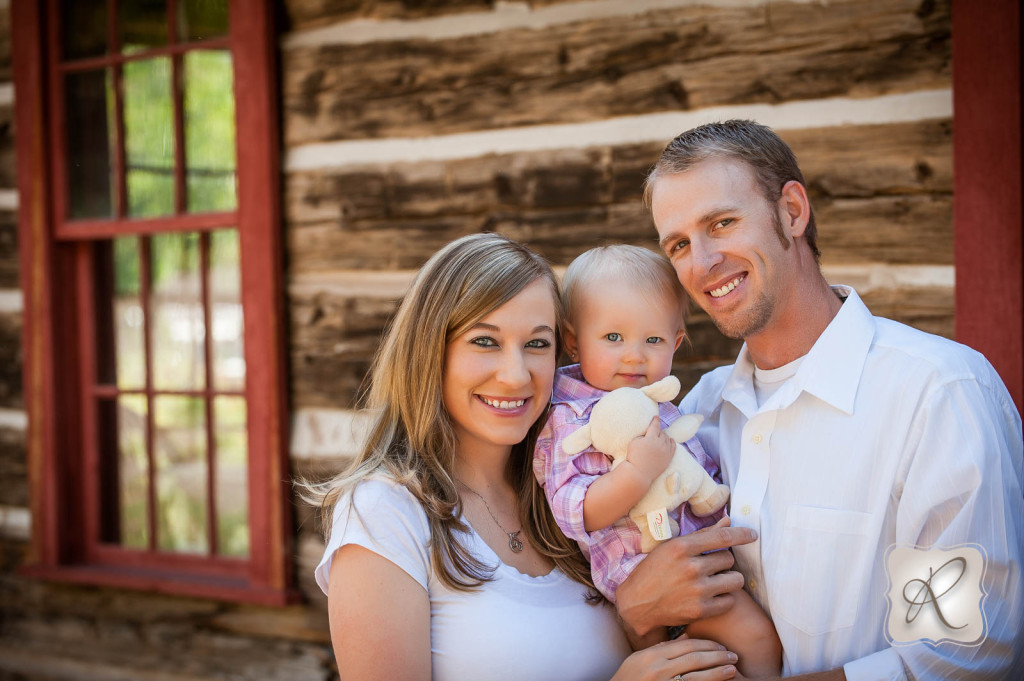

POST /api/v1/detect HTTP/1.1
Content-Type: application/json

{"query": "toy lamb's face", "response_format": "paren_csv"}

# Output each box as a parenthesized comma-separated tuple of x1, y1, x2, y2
(562, 376, 681, 463)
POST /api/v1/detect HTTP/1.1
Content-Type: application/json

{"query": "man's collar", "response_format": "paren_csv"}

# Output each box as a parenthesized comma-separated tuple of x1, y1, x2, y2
(720, 286, 875, 417)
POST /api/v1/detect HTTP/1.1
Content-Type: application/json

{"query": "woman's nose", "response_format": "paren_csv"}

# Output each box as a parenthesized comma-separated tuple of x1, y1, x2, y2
(495, 349, 531, 386)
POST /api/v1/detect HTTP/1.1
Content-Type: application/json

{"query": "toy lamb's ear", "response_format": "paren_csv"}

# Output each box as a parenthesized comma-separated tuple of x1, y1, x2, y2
(561, 423, 594, 456)
(640, 375, 681, 403)
(665, 413, 703, 443)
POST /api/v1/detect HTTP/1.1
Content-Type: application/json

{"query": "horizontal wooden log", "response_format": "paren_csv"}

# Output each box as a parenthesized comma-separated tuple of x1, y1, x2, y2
(0, 425, 26, 507)
(0, 209, 16, 288)
(0, 10, 10, 82)
(283, 0, 498, 32)
(287, 281, 952, 409)
(0, 311, 21, 409)
(282, 0, 950, 144)
(0, 103, 13, 189)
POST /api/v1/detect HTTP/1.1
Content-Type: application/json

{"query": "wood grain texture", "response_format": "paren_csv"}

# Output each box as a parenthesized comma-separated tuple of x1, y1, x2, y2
(282, 0, 950, 144)
(284, 119, 952, 273)
(0, 210, 16, 288)
(283, 0, 498, 31)
(287, 283, 952, 409)
(0, 425, 26, 507)
(0, 311, 21, 409)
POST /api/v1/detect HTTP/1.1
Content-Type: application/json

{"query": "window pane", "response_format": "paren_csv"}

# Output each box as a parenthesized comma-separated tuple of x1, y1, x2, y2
(98, 395, 150, 549)
(65, 69, 115, 220)
(120, 0, 168, 54)
(214, 396, 248, 557)
(95, 238, 147, 389)
(209, 230, 244, 391)
(184, 50, 237, 213)
(61, 0, 108, 60)
(124, 58, 175, 218)
(150, 233, 205, 391)
(154, 395, 207, 554)
(180, 0, 229, 42)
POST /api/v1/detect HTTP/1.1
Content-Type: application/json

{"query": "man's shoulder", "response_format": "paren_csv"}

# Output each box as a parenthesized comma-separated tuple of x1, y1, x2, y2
(680, 363, 734, 412)
(870, 316, 997, 385)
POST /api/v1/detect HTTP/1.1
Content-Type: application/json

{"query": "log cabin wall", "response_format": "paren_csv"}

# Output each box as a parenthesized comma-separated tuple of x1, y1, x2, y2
(0, 0, 952, 679)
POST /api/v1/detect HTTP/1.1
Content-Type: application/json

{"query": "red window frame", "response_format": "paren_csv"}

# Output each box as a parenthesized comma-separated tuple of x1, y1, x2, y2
(13, 0, 295, 605)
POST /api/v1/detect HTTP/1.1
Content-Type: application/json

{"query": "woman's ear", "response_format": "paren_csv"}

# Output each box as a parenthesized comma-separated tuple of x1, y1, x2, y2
(779, 180, 811, 238)
(563, 322, 579, 361)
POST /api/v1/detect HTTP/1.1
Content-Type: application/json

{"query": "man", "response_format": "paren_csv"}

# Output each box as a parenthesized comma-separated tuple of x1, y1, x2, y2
(614, 120, 1023, 680)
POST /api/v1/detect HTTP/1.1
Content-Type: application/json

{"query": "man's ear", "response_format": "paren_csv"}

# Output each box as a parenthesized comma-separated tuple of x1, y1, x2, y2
(563, 322, 579, 360)
(779, 180, 811, 238)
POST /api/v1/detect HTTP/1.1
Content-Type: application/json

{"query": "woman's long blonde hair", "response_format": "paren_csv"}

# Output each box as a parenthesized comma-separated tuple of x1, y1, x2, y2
(300, 233, 596, 593)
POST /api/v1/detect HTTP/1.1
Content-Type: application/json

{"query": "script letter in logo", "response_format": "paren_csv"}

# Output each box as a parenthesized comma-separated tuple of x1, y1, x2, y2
(884, 544, 987, 647)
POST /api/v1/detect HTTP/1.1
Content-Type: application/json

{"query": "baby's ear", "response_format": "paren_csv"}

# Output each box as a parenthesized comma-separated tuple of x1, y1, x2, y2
(673, 327, 686, 352)
(563, 322, 579, 362)
(561, 423, 593, 456)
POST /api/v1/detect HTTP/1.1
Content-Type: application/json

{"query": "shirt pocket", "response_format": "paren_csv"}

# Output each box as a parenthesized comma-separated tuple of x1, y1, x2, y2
(772, 505, 873, 637)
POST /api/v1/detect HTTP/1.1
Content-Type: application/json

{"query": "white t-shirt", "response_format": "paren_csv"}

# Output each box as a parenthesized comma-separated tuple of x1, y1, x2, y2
(316, 476, 632, 681)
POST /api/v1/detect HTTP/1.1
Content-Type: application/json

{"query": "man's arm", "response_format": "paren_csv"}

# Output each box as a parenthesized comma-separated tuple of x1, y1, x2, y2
(615, 517, 756, 637)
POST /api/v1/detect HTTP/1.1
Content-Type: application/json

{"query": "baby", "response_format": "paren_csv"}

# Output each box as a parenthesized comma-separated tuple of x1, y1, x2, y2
(534, 245, 781, 676)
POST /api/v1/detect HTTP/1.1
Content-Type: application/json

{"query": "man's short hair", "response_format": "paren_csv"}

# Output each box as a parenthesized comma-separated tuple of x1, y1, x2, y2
(644, 119, 820, 261)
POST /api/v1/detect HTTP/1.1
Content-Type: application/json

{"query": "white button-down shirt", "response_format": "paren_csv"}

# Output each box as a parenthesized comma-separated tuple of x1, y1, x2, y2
(681, 286, 1024, 680)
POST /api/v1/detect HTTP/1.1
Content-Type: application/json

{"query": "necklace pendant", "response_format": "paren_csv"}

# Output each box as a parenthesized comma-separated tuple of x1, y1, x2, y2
(508, 532, 523, 553)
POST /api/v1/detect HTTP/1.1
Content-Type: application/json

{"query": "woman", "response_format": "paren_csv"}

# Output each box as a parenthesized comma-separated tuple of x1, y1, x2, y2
(303, 234, 738, 680)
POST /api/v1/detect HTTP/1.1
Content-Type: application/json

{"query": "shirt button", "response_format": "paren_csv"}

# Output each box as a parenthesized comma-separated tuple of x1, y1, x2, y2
(752, 434, 763, 444)
(741, 504, 751, 516)
(748, 578, 757, 590)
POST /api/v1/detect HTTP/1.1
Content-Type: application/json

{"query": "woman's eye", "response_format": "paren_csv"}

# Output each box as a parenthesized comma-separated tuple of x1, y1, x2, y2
(604, 333, 622, 342)
(470, 337, 498, 347)
(525, 339, 551, 349)
(646, 337, 663, 344)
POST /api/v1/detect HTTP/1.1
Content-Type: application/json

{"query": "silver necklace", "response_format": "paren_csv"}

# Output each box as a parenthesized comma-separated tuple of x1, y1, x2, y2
(457, 481, 524, 553)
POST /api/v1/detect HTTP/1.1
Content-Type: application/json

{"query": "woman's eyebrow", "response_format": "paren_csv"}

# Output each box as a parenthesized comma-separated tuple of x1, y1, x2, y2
(473, 323, 555, 334)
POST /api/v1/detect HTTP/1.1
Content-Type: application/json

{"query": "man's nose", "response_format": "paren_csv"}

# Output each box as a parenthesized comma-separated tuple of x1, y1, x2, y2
(691, 238, 723, 278)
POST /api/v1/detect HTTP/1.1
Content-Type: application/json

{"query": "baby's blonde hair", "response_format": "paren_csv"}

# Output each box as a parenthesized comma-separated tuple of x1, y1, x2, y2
(562, 244, 688, 331)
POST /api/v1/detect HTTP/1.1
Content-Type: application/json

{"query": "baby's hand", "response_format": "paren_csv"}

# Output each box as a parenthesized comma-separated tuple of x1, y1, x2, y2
(626, 417, 675, 485)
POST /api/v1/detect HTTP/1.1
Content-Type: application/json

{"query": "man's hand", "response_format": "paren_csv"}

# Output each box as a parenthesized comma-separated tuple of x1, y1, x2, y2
(615, 516, 757, 637)
(625, 417, 675, 485)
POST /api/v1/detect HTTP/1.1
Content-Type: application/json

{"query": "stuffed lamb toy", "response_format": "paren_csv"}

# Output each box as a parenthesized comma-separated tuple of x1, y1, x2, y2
(561, 375, 730, 553)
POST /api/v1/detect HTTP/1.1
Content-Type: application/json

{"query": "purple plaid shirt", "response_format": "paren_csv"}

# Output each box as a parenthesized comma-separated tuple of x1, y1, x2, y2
(534, 364, 724, 602)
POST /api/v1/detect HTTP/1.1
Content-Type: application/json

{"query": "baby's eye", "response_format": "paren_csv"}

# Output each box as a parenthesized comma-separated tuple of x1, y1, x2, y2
(470, 336, 498, 347)
(525, 339, 551, 349)
(646, 337, 663, 344)
(604, 333, 622, 342)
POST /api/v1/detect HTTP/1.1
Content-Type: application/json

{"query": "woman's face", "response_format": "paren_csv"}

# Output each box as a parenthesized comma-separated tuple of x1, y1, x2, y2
(442, 278, 558, 461)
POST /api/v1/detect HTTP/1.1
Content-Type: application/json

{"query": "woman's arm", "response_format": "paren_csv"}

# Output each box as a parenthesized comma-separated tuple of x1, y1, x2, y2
(328, 544, 431, 681)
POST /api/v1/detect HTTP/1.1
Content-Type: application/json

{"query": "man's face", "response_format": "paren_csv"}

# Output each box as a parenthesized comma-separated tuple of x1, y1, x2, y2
(651, 157, 796, 341)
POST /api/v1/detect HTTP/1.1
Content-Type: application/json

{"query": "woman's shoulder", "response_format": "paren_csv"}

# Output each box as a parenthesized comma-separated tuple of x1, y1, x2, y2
(317, 473, 432, 595)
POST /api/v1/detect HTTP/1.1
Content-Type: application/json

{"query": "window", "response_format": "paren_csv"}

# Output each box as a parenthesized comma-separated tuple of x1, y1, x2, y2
(14, 0, 293, 604)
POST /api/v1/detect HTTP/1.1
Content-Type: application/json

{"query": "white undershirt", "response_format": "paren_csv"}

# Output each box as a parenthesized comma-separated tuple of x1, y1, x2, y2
(752, 355, 804, 407)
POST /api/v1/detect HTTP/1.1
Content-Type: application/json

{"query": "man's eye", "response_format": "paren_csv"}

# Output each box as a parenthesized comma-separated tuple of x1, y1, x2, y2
(714, 218, 733, 229)
(525, 339, 551, 349)
(605, 333, 622, 342)
(646, 337, 663, 344)
(671, 239, 689, 253)
(470, 337, 498, 347)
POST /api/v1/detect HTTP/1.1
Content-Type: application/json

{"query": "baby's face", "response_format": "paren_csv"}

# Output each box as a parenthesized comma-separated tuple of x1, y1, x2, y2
(568, 277, 684, 392)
